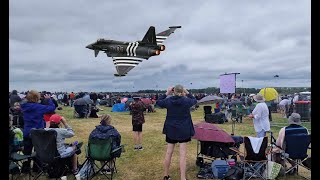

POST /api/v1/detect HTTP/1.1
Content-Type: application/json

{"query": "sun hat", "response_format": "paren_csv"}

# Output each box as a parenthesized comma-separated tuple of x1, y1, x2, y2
(288, 113, 301, 125)
(253, 94, 265, 103)
(49, 114, 62, 124)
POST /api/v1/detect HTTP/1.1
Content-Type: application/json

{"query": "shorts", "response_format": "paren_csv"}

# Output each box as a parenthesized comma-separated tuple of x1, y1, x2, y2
(60, 146, 75, 158)
(166, 136, 191, 144)
(133, 124, 143, 132)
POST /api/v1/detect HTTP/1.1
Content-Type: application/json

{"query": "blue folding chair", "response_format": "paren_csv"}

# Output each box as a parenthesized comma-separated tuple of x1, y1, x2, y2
(282, 131, 311, 179)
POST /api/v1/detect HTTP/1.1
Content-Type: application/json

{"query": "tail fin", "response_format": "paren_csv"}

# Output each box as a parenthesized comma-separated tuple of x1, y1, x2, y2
(141, 26, 157, 45)
(156, 26, 181, 45)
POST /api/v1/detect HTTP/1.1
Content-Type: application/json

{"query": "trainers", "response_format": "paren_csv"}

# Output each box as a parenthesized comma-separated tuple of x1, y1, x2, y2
(100, 168, 114, 175)
(105, 168, 114, 174)
(76, 142, 83, 149)
(138, 146, 144, 151)
(134, 146, 139, 151)
(163, 175, 171, 180)
(72, 168, 79, 175)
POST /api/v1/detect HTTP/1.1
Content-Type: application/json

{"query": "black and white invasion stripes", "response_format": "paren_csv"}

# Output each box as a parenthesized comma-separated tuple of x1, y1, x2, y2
(112, 57, 146, 67)
(156, 35, 168, 45)
(126, 42, 139, 56)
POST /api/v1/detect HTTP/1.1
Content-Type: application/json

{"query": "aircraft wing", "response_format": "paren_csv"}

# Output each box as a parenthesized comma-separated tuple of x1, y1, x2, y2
(156, 26, 181, 45)
(112, 56, 148, 76)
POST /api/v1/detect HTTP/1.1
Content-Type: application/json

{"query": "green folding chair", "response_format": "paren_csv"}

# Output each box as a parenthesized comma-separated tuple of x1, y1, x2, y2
(81, 138, 122, 180)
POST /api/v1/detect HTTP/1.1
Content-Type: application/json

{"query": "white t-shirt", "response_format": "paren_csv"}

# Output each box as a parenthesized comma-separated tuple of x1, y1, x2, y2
(252, 102, 270, 133)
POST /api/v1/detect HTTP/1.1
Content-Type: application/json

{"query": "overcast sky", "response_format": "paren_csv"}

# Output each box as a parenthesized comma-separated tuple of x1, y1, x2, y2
(9, 0, 311, 92)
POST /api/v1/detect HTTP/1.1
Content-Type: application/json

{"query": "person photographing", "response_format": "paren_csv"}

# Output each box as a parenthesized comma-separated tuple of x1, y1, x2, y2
(248, 94, 270, 138)
(156, 84, 197, 180)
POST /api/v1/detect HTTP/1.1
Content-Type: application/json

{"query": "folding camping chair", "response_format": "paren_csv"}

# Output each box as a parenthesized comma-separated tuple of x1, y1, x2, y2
(30, 129, 80, 179)
(203, 106, 212, 115)
(204, 106, 213, 122)
(9, 128, 34, 180)
(229, 108, 239, 122)
(278, 133, 311, 179)
(236, 105, 244, 123)
(81, 138, 122, 180)
(230, 136, 269, 180)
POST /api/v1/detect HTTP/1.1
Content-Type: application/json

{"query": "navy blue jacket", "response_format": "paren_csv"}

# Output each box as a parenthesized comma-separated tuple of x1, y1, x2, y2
(156, 94, 197, 140)
(89, 125, 121, 155)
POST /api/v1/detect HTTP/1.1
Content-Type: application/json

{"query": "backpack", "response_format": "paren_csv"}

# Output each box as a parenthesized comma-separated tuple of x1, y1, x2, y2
(223, 166, 244, 180)
(79, 159, 95, 179)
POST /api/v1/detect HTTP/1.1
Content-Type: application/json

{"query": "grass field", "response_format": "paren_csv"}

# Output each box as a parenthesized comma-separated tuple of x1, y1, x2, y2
(16, 105, 311, 180)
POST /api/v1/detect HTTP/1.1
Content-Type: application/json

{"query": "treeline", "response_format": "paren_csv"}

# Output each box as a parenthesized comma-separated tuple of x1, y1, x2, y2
(137, 87, 311, 95)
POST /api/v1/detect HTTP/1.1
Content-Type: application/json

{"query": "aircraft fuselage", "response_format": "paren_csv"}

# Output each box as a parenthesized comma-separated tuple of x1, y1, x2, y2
(86, 39, 162, 58)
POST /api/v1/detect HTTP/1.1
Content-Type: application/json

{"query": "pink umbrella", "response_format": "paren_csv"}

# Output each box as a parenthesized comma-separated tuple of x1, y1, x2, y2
(121, 97, 128, 103)
(141, 98, 152, 105)
(193, 122, 235, 144)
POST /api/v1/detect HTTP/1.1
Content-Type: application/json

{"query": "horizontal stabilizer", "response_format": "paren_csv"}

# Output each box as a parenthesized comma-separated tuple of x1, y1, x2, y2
(169, 26, 182, 29)
(114, 74, 126, 77)
(156, 26, 181, 45)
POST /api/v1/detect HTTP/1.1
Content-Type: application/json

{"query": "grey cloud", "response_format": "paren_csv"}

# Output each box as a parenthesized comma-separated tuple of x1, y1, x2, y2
(9, 0, 311, 92)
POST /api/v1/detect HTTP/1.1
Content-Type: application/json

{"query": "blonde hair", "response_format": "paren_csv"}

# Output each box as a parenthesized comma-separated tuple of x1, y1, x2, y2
(100, 114, 112, 126)
(173, 84, 184, 96)
(26, 90, 40, 103)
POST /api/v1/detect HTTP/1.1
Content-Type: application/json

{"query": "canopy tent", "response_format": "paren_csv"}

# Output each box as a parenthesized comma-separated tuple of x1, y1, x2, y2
(111, 103, 129, 112)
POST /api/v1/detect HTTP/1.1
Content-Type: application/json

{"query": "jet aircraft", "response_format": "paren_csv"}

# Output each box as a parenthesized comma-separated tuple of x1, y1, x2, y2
(86, 26, 181, 76)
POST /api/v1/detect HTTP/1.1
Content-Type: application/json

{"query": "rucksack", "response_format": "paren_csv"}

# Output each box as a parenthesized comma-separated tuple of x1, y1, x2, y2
(223, 166, 244, 180)
(79, 159, 95, 179)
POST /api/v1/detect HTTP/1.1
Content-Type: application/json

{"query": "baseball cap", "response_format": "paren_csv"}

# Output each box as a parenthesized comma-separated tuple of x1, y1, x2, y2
(49, 114, 62, 124)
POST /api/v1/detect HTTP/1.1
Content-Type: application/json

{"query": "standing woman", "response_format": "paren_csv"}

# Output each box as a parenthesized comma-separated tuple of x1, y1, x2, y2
(156, 84, 197, 180)
(20, 90, 56, 172)
(130, 96, 146, 151)
(248, 94, 270, 138)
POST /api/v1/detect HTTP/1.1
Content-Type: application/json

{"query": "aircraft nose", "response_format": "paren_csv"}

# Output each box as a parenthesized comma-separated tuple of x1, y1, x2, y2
(86, 44, 93, 49)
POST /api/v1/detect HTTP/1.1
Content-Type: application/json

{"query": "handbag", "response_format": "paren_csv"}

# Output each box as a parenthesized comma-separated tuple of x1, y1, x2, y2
(263, 161, 282, 179)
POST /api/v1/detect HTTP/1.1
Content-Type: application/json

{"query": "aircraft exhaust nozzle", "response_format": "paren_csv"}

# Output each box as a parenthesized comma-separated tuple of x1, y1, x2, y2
(159, 45, 165, 51)
(154, 50, 160, 55)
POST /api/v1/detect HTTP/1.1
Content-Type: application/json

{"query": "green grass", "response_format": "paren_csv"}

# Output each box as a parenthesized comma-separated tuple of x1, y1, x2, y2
(15, 105, 311, 180)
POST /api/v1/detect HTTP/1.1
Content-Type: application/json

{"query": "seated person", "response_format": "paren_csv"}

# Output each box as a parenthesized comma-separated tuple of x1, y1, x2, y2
(89, 114, 121, 174)
(89, 104, 102, 118)
(9, 102, 24, 128)
(272, 113, 309, 174)
(45, 114, 82, 175)
(9, 114, 24, 153)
